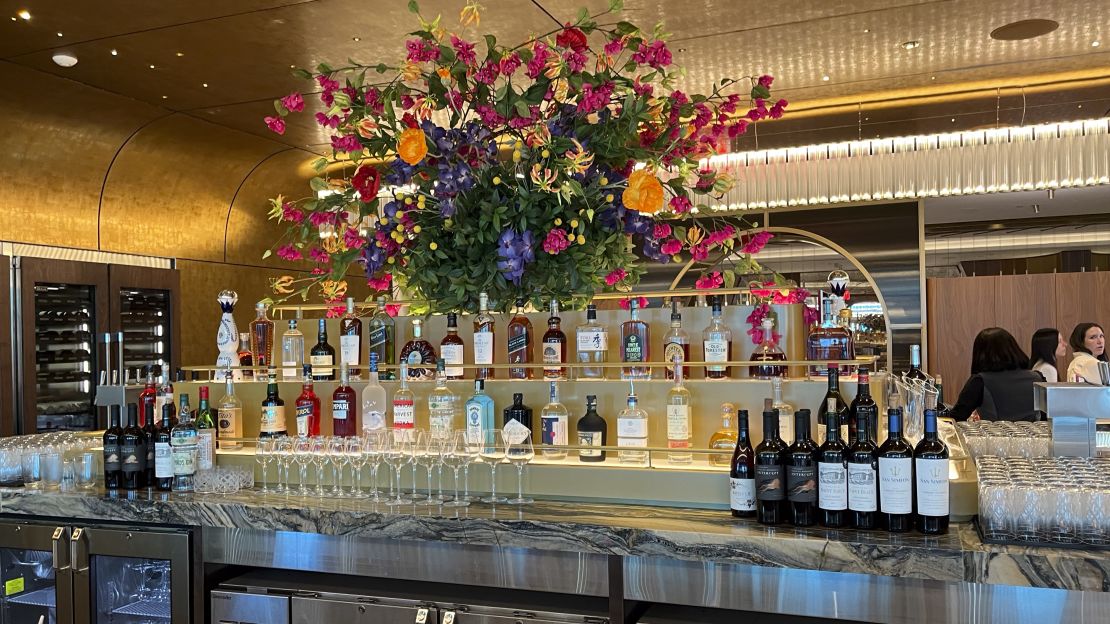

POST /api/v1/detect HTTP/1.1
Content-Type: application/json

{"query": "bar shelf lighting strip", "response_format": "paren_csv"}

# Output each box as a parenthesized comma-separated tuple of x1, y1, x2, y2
(700, 118, 1110, 212)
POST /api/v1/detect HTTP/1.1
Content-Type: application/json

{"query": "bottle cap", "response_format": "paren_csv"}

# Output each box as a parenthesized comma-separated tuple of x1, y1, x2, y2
(256, 301, 266, 310)
(318, 318, 327, 329)
(289, 319, 298, 329)
(587, 303, 597, 318)
(513, 393, 523, 403)
(199, 386, 209, 399)
(346, 297, 355, 311)
(711, 297, 722, 313)
(302, 363, 311, 377)
(447, 312, 457, 325)
(586, 394, 597, 403)
(475, 379, 484, 391)
(162, 403, 174, 420)
(670, 300, 681, 322)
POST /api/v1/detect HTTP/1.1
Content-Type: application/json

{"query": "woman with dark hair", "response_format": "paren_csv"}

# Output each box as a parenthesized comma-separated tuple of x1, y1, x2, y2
(950, 327, 1044, 421)
(1030, 328, 1066, 383)
(1066, 323, 1106, 385)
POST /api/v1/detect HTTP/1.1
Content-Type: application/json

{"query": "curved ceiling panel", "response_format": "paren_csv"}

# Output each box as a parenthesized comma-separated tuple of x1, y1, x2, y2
(224, 147, 315, 268)
(0, 62, 164, 249)
(99, 113, 286, 261)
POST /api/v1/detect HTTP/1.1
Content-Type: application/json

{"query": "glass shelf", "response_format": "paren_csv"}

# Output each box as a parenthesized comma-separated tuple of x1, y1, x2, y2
(6, 587, 56, 608)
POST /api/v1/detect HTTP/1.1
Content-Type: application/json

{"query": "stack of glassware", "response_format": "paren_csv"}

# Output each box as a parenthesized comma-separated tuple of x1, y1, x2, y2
(958, 421, 1051, 459)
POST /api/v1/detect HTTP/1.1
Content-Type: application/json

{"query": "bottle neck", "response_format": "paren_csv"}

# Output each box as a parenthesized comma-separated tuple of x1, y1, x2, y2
(737, 414, 750, 441)
(857, 375, 871, 397)
(772, 383, 783, 402)
(855, 417, 871, 444)
(826, 413, 840, 443)
(923, 410, 938, 440)
(762, 413, 778, 440)
(267, 384, 279, 398)
(888, 411, 902, 437)
(198, 398, 209, 411)
(413, 324, 422, 339)
(827, 372, 839, 391)
(794, 415, 811, 443)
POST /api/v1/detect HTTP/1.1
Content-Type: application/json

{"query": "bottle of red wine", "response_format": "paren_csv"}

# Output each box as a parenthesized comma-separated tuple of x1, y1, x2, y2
(786, 409, 818, 527)
(847, 408, 879, 530)
(121, 403, 146, 491)
(729, 409, 756, 518)
(906, 345, 928, 381)
(142, 403, 157, 488)
(878, 408, 914, 533)
(102, 405, 123, 490)
(817, 398, 848, 528)
(848, 366, 877, 442)
(817, 365, 849, 440)
(755, 409, 787, 525)
(914, 408, 950, 535)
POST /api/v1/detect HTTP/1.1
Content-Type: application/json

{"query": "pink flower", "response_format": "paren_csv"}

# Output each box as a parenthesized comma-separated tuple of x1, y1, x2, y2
(543, 228, 571, 255)
(690, 243, 708, 262)
(308, 247, 330, 263)
(315, 112, 340, 128)
(450, 35, 477, 66)
(563, 49, 588, 73)
(618, 296, 649, 310)
(769, 98, 788, 119)
(758, 74, 774, 88)
(330, 134, 361, 152)
(316, 74, 339, 92)
(803, 305, 820, 326)
(281, 202, 304, 223)
(367, 273, 392, 292)
(526, 42, 551, 79)
(704, 226, 736, 248)
(604, 38, 624, 56)
(474, 60, 499, 85)
(264, 116, 285, 135)
(325, 305, 345, 319)
(653, 223, 672, 239)
(604, 268, 628, 286)
(343, 228, 366, 250)
(632, 40, 672, 69)
(280, 92, 304, 112)
(499, 52, 522, 75)
(384, 304, 400, 317)
(446, 89, 464, 110)
(741, 231, 774, 254)
(661, 239, 682, 255)
(695, 272, 723, 290)
(669, 196, 692, 214)
(405, 38, 440, 62)
(276, 244, 302, 261)
(576, 81, 614, 114)
(308, 211, 334, 227)
(728, 119, 750, 138)
(311, 267, 327, 275)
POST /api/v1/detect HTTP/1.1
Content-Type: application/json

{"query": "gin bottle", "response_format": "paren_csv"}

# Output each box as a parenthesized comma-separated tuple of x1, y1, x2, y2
(617, 385, 649, 464)
(575, 304, 608, 379)
(540, 382, 569, 459)
(359, 353, 386, 433)
(280, 319, 304, 380)
(465, 379, 496, 446)
(428, 359, 457, 437)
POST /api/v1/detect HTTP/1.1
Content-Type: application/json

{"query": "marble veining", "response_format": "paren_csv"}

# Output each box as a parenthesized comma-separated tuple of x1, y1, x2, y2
(1, 489, 1106, 592)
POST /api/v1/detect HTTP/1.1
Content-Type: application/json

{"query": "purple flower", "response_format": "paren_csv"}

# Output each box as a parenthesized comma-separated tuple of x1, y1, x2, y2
(497, 228, 535, 285)
(474, 60, 499, 85)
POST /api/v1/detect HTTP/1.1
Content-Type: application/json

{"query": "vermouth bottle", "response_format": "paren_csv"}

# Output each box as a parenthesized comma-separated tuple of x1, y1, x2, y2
(507, 298, 534, 379)
(294, 364, 321, 437)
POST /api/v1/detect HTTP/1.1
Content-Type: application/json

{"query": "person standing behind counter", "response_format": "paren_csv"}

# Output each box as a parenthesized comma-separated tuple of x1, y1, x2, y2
(950, 328, 1044, 422)
(1066, 322, 1107, 385)
(1030, 328, 1067, 383)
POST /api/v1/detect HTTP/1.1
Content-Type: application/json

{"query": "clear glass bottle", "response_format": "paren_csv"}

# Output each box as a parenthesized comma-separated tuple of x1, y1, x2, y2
(665, 359, 693, 464)
(195, 386, 216, 472)
(702, 296, 732, 379)
(807, 293, 853, 376)
(749, 318, 786, 379)
(428, 359, 458, 436)
(575, 303, 608, 379)
(339, 297, 363, 379)
(360, 353, 386, 433)
(662, 301, 690, 380)
(249, 302, 275, 373)
(772, 376, 794, 442)
(170, 397, 198, 492)
(440, 312, 465, 380)
(216, 367, 242, 450)
(281, 319, 304, 380)
(237, 332, 253, 380)
(617, 385, 649, 464)
(465, 379, 496, 446)
(542, 300, 567, 380)
(708, 402, 739, 467)
(621, 298, 650, 380)
(399, 319, 437, 380)
(473, 292, 496, 380)
(391, 362, 415, 429)
(368, 296, 396, 380)
(507, 298, 534, 379)
(540, 382, 569, 459)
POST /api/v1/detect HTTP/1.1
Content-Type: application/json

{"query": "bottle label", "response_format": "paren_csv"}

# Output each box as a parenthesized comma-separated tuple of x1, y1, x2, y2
(154, 442, 173, 478)
(818, 461, 848, 510)
(786, 465, 817, 503)
(577, 330, 607, 352)
(120, 443, 142, 474)
(848, 461, 878, 512)
(507, 333, 529, 359)
(441, 344, 464, 377)
(703, 339, 728, 371)
(777, 408, 794, 441)
(542, 339, 563, 373)
(369, 326, 388, 349)
(365, 410, 385, 431)
(617, 436, 647, 448)
(283, 361, 299, 380)
(616, 417, 648, 438)
(578, 431, 603, 457)
(218, 407, 241, 439)
(429, 412, 452, 438)
(333, 399, 349, 421)
(666, 405, 690, 448)
(623, 334, 644, 363)
(878, 457, 913, 514)
(466, 402, 483, 429)
(393, 400, 414, 428)
(729, 477, 757, 511)
(915, 457, 950, 517)
(197, 431, 215, 471)
(755, 464, 784, 501)
(339, 335, 360, 366)
(541, 415, 567, 446)
(103, 444, 121, 472)
(146, 439, 155, 467)
(663, 342, 685, 366)
(295, 403, 313, 435)
(172, 444, 196, 477)
(261, 406, 286, 433)
(310, 354, 332, 378)
(473, 332, 494, 365)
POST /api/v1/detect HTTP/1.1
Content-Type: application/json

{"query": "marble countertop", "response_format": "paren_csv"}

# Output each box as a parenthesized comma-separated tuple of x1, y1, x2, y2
(1, 488, 1106, 592)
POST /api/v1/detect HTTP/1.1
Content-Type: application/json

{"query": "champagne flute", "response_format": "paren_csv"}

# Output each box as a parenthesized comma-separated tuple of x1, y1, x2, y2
(310, 436, 328, 497)
(479, 430, 508, 504)
(443, 431, 470, 508)
(506, 434, 535, 505)
(384, 429, 413, 506)
(293, 437, 313, 496)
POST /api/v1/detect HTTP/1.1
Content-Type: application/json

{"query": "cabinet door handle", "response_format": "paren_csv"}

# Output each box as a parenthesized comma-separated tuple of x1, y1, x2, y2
(51, 526, 69, 571)
(70, 528, 89, 573)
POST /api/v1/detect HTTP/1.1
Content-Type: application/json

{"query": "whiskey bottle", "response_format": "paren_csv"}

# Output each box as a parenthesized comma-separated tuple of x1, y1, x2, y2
(541, 299, 567, 380)
(440, 312, 466, 380)
(368, 296, 396, 380)
(310, 319, 336, 381)
(621, 298, 650, 380)
(473, 292, 496, 380)
(665, 359, 692, 464)
(662, 301, 690, 380)
(702, 296, 732, 379)
(576, 394, 607, 462)
(507, 298, 534, 379)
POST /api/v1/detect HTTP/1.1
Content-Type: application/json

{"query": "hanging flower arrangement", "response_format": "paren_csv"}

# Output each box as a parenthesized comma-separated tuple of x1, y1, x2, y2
(264, 0, 786, 313)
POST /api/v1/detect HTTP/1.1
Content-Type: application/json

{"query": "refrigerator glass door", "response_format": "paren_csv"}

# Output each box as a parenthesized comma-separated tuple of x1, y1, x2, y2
(0, 523, 70, 624)
(91, 556, 171, 622)
(118, 289, 171, 382)
(33, 284, 97, 432)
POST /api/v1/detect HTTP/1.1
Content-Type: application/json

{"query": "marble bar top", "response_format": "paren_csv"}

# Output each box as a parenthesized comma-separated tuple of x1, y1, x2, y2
(1, 488, 1106, 593)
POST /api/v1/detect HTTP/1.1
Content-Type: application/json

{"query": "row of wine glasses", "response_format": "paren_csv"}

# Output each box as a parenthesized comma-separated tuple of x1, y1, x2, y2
(254, 428, 535, 505)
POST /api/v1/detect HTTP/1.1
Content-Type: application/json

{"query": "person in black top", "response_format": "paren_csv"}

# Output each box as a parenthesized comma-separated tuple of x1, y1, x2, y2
(950, 327, 1044, 422)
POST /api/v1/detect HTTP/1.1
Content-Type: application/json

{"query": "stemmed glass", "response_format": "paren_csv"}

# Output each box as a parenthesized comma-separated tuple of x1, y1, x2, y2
(384, 429, 413, 506)
(479, 430, 508, 504)
(408, 430, 428, 502)
(442, 431, 470, 508)
(311, 436, 329, 497)
(346, 437, 368, 499)
(273, 437, 294, 494)
(255, 438, 274, 493)
(506, 435, 535, 505)
(293, 437, 313, 496)
(328, 437, 349, 497)
(416, 432, 441, 505)
(432, 435, 452, 504)
(364, 430, 386, 502)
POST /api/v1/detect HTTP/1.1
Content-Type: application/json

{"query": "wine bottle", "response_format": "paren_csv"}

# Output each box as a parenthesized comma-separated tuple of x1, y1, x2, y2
(848, 366, 877, 442)
(729, 409, 756, 518)
(755, 409, 787, 525)
(195, 386, 216, 472)
(153, 404, 175, 492)
(817, 398, 848, 528)
(817, 364, 849, 441)
(121, 403, 146, 491)
(142, 403, 157, 487)
(576, 395, 607, 463)
(103, 405, 123, 490)
(786, 409, 819, 527)
(310, 319, 336, 381)
(906, 345, 928, 381)
(847, 408, 879, 530)
(878, 408, 914, 533)
(914, 408, 950, 535)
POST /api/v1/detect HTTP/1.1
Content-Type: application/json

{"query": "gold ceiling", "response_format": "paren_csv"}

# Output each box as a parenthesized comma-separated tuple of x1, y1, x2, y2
(1, 0, 1108, 151)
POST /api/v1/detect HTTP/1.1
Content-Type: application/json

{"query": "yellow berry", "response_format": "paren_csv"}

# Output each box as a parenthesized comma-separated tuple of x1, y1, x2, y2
(444, 219, 453, 227)
(600, 177, 609, 185)
(429, 242, 439, 250)
(387, 256, 395, 264)
(375, 241, 384, 247)
(413, 225, 422, 233)
(379, 217, 389, 225)
(404, 198, 413, 205)
(396, 210, 405, 219)
(554, 218, 563, 226)
(492, 176, 502, 185)
(570, 219, 579, 228)
(576, 234, 585, 245)
(566, 231, 575, 241)
(512, 151, 521, 162)
(395, 224, 404, 232)
(605, 194, 614, 203)
(541, 149, 551, 158)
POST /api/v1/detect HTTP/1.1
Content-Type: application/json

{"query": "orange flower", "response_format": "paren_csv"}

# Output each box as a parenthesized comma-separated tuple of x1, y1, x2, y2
(271, 275, 295, 295)
(320, 279, 348, 301)
(622, 169, 665, 214)
(397, 127, 428, 165)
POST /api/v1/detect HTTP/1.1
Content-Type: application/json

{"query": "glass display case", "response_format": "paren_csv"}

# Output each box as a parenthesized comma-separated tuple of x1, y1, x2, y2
(34, 284, 98, 432)
(118, 289, 171, 381)
(0, 523, 70, 624)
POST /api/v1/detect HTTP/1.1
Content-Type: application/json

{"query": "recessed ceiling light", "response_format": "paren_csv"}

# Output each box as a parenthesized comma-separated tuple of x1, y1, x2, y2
(1093, 40, 1102, 47)
(202, 83, 208, 88)
(17, 9, 30, 20)
(176, 52, 184, 57)
(951, 118, 956, 122)
(863, 28, 870, 33)
(900, 40, 920, 50)
(162, 95, 168, 99)
(51, 52, 78, 68)
(990, 19, 1058, 41)
(821, 75, 830, 81)
(149, 64, 155, 69)
(110, 49, 118, 56)
(1078, 104, 1083, 109)
(352, 36, 360, 42)
(56, 32, 63, 37)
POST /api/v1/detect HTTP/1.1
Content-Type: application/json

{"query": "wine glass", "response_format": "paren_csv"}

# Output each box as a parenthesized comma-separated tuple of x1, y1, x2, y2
(328, 437, 349, 497)
(408, 430, 428, 502)
(442, 431, 470, 508)
(363, 430, 386, 502)
(255, 438, 274, 493)
(479, 430, 508, 504)
(384, 429, 413, 506)
(415, 431, 440, 505)
(293, 437, 313, 496)
(310, 436, 329, 497)
(273, 437, 294, 494)
(345, 437, 368, 499)
(505, 434, 535, 505)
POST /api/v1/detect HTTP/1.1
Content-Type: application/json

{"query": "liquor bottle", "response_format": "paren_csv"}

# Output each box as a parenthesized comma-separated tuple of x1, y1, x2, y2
(662, 301, 689, 380)
(368, 296, 396, 380)
(786, 409, 819, 527)
(121, 403, 146, 490)
(170, 398, 198, 492)
(142, 403, 157, 486)
(465, 379, 496, 446)
(333, 363, 359, 436)
(259, 370, 287, 439)
(295, 364, 321, 437)
(542, 299, 567, 380)
(540, 381, 569, 459)
(339, 297, 363, 379)
(749, 318, 786, 379)
(878, 408, 914, 533)
(216, 369, 242, 450)
(237, 332, 254, 380)
(473, 291, 495, 380)
(310, 319, 336, 381)
(729, 409, 757, 518)
(755, 409, 787, 525)
(103, 405, 123, 490)
(847, 407, 879, 530)
(428, 359, 458, 436)
(708, 403, 739, 467)
(935, 374, 951, 419)
(155, 375, 176, 427)
(621, 298, 650, 380)
(616, 386, 648, 463)
(440, 312, 466, 380)
(281, 319, 304, 380)
(906, 345, 928, 381)
(138, 372, 157, 425)
(178, 393, 192, 428)
(576, 303, 608, 379)
(249, 301, 276, 375)
(914, 408, 950, 535)
(154, 404, 175, 492)
(817, 398, 848, 528)
(507, 298, 534, 379)
(771, 376, 794, 443)
(848, 366, 878, 443)
(503, 393, 533, 429)
(702, 296, 732, 379)
(399, 318, 437, 380)
(806, 278, 853, 376)
(195, 386, 216, 472)
(392, 362, 415, 429)
(576, 394, 606, 463)
(817, 365, 849, 442)
(359, 354, 385, 433)
(665, 358, 692, 464)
